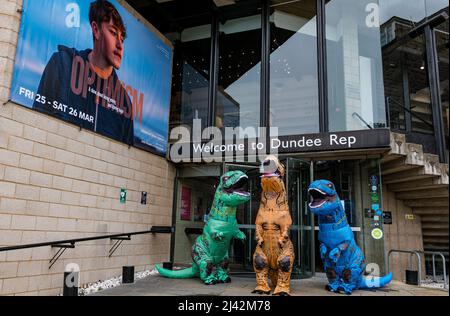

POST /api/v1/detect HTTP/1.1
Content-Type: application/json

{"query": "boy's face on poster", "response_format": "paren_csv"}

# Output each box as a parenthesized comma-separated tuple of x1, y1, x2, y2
(92, 18, 124, 69)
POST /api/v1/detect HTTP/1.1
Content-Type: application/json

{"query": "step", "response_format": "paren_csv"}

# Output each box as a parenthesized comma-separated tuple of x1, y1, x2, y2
(423, 244, 450, 252)
(387, 177, 446, 192)
(411, 206, 449, 214)
(383, 168, 438, 184)
(424, 252, 449, 259)
(422, 229, 449, 237)
(420, 215, 450, 223)
(405, 143, 425, 166)
(423, 237, 450, 244)
(395, 187, 449, 200)
(386, 132, 407, 156)
(422, 222, 450, 230)
(381, 157, 422, 176)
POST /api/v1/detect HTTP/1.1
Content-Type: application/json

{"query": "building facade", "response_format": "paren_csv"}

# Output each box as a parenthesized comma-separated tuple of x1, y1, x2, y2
(0, 0, 448, 295)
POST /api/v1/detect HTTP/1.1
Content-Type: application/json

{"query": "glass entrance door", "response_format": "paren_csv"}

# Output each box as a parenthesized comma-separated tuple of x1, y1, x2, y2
(285, 158, 314, 278)
(225, 158, 314, 279)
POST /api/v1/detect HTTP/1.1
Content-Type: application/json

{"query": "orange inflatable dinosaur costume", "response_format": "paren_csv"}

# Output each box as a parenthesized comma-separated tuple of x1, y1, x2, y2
(252, 155, 294, 296)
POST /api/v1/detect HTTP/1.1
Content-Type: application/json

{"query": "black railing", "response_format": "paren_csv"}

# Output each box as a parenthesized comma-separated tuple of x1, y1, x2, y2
(386, 96, 435, 130)
(0, 226, 173, 269)
(352, 112, 373, 129)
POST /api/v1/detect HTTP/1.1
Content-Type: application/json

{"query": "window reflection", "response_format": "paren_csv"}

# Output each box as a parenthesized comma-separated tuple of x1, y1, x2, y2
(379, 0, 427, 25)
(326, 0, 387, 132)
(269, 0, 319, 136)
(217, 14, 261, 131)
(435, 21, 449, 154)
(170, 24, 211, 134)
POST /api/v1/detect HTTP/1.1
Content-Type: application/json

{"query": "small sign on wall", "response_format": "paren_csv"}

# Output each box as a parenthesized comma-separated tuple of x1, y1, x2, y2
(383, 212, 392, 225)
(405, 214, 415, 221)
(120, 188, 127, 204)
(180, 187, 191, 221)
(141, 192, 147, 205)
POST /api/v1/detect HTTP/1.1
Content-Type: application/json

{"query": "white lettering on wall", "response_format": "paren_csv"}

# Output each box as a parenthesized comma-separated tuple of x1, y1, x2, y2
(365, 3, 380, 28)
(65, 3, 80, 28)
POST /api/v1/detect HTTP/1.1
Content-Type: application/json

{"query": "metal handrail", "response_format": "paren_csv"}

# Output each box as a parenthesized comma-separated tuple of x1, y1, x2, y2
(388, 249, 422, 286)
(352, 112, 373, 129)
(0, 226, 173, 253)
(386, 97, 435, 129)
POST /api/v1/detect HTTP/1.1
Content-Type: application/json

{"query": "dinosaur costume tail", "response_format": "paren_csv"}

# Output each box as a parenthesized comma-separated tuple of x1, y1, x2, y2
(359, 272, 393, 289)
(155, 264, 197, 279)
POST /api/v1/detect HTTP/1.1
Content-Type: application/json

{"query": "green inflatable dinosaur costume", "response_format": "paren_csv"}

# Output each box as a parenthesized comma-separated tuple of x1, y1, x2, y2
(156, 170, 251, 285)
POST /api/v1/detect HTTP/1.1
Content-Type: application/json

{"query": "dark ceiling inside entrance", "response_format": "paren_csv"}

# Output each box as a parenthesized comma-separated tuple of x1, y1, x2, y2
(126, 0, 261, 33)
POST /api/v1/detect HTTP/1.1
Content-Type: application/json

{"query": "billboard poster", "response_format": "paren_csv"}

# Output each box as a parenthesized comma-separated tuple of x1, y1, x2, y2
(11, 0, 173, 156)
(180, 187, 191, 221)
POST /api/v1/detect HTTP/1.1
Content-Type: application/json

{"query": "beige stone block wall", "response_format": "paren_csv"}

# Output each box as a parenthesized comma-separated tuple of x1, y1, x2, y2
(382, 184, 425, 281)
(1, 0, 175, 295)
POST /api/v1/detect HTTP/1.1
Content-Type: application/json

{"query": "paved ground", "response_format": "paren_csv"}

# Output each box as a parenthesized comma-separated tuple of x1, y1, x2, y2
(92, 273, 448, 296)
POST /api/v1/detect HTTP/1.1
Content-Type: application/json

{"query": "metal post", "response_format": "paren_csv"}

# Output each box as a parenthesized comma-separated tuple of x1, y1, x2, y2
(208, 11, 219, 128)
(63, 271, 79, 296)
(122, 266, 135, 284)
(432, 253, 448, 289)
(424, 25, 447, 163)
(317, 0, 328, 133)
(432, 254, 437, 282)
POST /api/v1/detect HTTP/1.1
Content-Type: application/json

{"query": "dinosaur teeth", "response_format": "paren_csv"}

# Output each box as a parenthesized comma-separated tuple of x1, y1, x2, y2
(309, 200, 326, 209)
(308, 188, 327, 208)
(234, 191, 250, 197)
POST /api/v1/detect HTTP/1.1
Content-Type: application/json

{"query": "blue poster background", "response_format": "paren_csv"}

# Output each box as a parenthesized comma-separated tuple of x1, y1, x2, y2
(11, 0, 173, 156)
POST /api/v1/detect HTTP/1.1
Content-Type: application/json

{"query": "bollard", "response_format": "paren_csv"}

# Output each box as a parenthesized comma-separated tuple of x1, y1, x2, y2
(405, 270, 419, 286)
(122, 266, 135, 284)
(63, 271, 79, 296)
(163, 261, 173, 270)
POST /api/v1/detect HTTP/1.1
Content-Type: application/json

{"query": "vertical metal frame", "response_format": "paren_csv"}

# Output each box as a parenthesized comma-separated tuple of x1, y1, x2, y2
(317, 0, 329, 133)
(401, 53, 412, 133)
(261, 0, 271, 132)
(425, 25, 448, 163)
(208, 12, 220, 128)
(310, 160, 315, 276)
(169, 169, 179, 264)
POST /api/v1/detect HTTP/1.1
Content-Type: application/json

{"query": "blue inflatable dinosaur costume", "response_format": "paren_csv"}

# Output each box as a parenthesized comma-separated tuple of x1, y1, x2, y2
(308, 180, 392, 295)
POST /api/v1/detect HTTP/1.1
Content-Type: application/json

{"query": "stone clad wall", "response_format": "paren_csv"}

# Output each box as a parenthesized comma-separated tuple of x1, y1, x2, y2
(0, 0, 174, 295)
(382, 185, 425, 281)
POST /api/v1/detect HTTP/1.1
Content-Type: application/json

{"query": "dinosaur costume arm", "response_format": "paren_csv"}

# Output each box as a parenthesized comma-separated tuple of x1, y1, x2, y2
(329, 241, 350, 262)
(233, 229, 246, 241)
(255, 210, 265, 246)
(277, 212, 292, 248)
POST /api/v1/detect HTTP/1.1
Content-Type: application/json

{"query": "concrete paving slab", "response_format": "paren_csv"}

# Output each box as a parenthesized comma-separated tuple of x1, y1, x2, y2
(91, 274, 448, 296)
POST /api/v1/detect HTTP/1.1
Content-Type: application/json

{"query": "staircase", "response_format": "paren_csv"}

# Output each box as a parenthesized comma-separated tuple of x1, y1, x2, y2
(381, 132, 449, 265)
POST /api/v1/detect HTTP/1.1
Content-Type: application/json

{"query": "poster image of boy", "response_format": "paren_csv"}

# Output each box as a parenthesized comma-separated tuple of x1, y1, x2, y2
(33, 0, 133, 145)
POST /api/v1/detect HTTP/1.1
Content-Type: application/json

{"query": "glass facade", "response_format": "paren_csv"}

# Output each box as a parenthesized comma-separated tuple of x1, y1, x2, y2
(435, 20, 449, 157)
(169, 23, 212, 133)
(380, 0, 449, 158)
(169, 0, 393, 140)
(269, 0, 319, 135)
(217, 14, 262, 130)
(326, 0, 386, 132)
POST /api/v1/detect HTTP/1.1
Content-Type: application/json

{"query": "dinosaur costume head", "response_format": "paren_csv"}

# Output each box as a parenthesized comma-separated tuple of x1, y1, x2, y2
(260, 155, 285, 193)
(216, 170, 251, 207)
(308, 180, 341, 215)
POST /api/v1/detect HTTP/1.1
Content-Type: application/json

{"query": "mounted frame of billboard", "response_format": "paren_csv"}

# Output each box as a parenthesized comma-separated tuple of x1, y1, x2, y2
(11, 0, 173, 156)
